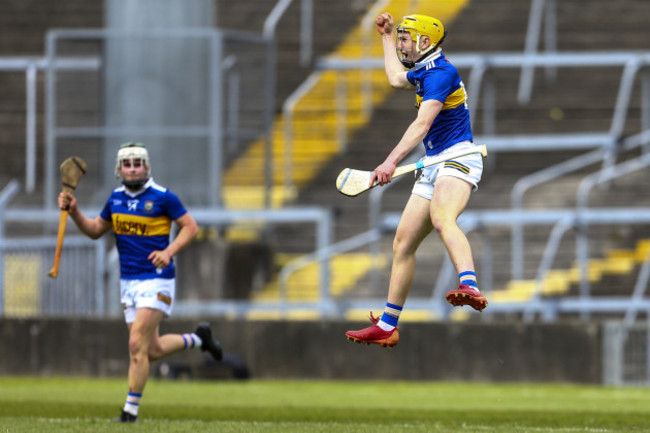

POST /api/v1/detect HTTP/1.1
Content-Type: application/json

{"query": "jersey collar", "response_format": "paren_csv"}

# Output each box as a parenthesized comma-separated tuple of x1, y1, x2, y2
(413, 48, 443, 70)
(122, 177, 154, 198)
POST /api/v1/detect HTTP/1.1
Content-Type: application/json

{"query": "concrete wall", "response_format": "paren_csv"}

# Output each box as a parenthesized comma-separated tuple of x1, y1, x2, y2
(0, 318, 602, 383)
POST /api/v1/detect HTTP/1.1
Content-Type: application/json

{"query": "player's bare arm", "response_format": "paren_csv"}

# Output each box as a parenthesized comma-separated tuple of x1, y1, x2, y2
(376, 12, 413, 90)
(371, 99, 442, 186)
(58, 191, 112, 239)
(148, 211, 198, 269)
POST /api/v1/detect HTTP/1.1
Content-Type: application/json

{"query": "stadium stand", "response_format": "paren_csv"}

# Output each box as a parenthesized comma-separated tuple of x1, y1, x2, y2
(263, 0, 650, 314)
(1, 0, 649, 322)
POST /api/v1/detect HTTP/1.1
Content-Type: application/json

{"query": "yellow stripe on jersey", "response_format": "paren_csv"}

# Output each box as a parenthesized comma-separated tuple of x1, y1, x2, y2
(442, 87, 466, 109)
(415, 94, 423, 109)
(112, 213, 172, 236)
(414, 86, 467, 110)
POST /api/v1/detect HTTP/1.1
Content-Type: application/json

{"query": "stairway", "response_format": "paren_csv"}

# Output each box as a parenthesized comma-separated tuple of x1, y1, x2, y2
(227, 0, 473, 303)
(222, 0, 472, 209)
(493, 239, 650, 303)
(272, 0, 650, 311)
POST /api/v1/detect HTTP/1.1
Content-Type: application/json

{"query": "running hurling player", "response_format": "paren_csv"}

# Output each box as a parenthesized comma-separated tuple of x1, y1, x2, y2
(346, 13, 487, 348)
(58, 142, 224, 422)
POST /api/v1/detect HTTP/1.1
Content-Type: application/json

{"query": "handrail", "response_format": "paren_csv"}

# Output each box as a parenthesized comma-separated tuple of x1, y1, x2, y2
(282, 71, 322, 191)
(277, 228, 382, 315)
(3, 205, 334, 292)
(0, 56, 100, 194)
(263, 0, 313, 66)
(306, 51, 650, 183)
(509, 148, 606, 280)
(518, 0, 546, 105)
(359, 0, 391, 118)
(510, 128, 650, 281)
(253, 207, 650, 320)
(623, 247, 650, 327)
(522, 215, 573, 322)
(263, 0, 293, 38)
(574, 150, 650, 313)
(518, 0, 557, 104)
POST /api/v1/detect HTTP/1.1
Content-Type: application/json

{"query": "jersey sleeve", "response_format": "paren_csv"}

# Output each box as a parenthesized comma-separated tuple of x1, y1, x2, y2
(165, 190, 188, 221)
(406, 70, 417, 86)
(421, 69, 454, 103)
(99, 197, 113, 222)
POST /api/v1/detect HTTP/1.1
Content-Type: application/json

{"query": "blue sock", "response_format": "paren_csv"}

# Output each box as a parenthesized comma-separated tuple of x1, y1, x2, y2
(377, 302, 402, 331)
(459, 271, 479, 290)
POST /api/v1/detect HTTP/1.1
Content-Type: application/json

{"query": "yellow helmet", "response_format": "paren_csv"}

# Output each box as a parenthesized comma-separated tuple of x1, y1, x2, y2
(396, 14, 446, 68)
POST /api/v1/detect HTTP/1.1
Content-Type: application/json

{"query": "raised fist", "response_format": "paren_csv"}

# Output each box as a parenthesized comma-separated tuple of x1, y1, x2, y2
(375, 12, 394, 35)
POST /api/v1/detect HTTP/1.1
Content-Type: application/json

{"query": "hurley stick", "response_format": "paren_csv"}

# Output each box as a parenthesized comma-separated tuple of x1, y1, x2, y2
(335, 144, 488, 197)
(47, 157, 87, 278)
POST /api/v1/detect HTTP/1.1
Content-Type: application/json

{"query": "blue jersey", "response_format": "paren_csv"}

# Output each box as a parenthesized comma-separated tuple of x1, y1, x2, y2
(99, 178, 188, 280)
(406, 50, 473, 155)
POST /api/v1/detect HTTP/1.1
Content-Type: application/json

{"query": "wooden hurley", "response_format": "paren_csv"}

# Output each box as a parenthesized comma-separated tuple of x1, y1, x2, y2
(47, 157, 87, 278)
(335, 144, 488, 197)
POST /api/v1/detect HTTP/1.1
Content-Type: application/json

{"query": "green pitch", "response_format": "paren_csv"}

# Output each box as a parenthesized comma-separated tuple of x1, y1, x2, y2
(1, 376, 650, 432)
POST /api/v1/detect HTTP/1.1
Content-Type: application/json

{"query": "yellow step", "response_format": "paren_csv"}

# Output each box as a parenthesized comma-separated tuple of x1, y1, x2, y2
(344, 309, 437, 322)
(252, 253, 387, 302)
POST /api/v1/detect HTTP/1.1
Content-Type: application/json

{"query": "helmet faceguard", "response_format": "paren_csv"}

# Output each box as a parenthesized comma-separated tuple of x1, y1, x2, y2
(395, 14, 447, 68)
(115, 142, 151, 189)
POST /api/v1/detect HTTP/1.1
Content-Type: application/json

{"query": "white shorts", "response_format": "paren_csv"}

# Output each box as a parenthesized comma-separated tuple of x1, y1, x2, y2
(412, 141, 483, 200)
(120, 278, 176, 324)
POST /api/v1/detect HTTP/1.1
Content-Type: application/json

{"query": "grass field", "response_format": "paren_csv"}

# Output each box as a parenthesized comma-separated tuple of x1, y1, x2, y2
(1, 376, 650, 432)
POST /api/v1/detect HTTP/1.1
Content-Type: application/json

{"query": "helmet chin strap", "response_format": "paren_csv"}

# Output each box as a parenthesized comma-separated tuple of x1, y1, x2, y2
(399, 30, 448, 69)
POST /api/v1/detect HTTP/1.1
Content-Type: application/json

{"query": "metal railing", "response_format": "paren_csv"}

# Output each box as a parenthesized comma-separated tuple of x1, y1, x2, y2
(0, 203, 334, 318)
(603, 321, 650, 386)
(266, 206, 650, 321)
(41, 28, 274, 209)
(264, 0, 313, 67)
(0, 56, 101, 194)
(519, 0, 557, 104)
(511, 129, 650, 281)
(0, 181, 107, 317)
(276, 51, 650, 194)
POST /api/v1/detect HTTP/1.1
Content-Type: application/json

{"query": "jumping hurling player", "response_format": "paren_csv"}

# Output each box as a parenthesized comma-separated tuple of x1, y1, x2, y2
(346, 13, 488, 348)
(58, 142, 223, 422)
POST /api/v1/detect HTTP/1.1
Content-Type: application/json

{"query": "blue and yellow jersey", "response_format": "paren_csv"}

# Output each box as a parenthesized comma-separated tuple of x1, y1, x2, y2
(99, 178, 188, 280)
(406, 50, 473, 155)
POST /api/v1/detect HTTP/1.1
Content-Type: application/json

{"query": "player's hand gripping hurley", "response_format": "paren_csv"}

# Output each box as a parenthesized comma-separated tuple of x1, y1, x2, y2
(336, 144, 487, 197)
(47, 156, 87, 278)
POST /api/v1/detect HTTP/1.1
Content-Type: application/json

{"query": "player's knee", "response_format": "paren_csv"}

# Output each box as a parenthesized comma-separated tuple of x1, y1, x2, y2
(128, 335, 148, 358)
(393, 232, 415, 257)
(430, 212, 454, 234)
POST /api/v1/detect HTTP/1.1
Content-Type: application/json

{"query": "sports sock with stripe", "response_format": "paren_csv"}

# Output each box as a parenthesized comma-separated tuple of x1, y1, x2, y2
(123, 391, 142, 416)
(181, 333, 202, 349)
(377, 302, 402, 331)
(459, 271, 479, 290)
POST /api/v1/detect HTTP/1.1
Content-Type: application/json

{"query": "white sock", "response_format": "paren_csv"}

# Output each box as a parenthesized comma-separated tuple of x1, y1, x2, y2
(182, 333, 203, 349)
(123, 392, 141, 416)
(377, 320, 395, 331)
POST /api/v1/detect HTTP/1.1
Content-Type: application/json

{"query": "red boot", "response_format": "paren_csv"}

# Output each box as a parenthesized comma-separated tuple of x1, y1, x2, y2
(446, 284, 488, 312)
(345, 312, 399, 348)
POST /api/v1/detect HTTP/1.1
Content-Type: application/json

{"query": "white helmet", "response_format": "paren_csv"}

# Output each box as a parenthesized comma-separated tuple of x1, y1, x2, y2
(114, 142, 151, 178)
